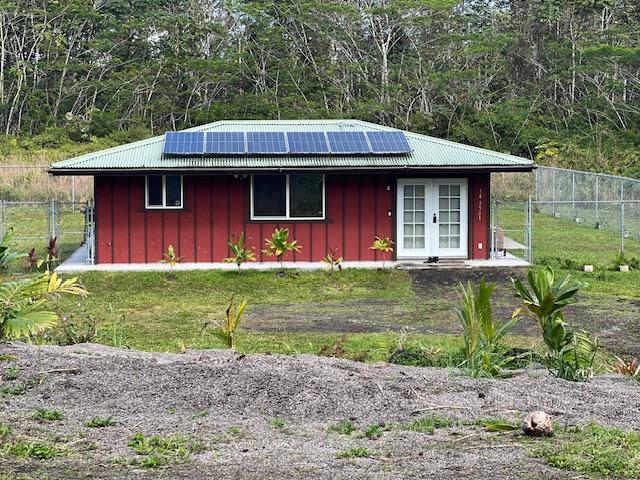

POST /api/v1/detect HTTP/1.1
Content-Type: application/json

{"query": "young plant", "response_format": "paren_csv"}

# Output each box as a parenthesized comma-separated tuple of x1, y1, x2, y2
(26, 247, 39, 271)
(322, 248, 343, 273)
(513, 266, 600, 381)
(456, 278, 519, 377)
(203, 296, 247, 350)
(0, 228, 26, 269)
(87, 416, 117, 428)
(223, 233, 256, 270)
(262, 228, 300, 272)
(0, 272, 88, 340)
(369, 236, 393, 268)
(161, 244, 183, 277)
(612, 356, 640, 378)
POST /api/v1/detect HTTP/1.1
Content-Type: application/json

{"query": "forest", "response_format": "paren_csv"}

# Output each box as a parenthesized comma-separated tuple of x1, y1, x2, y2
(1, 0, 639, 175)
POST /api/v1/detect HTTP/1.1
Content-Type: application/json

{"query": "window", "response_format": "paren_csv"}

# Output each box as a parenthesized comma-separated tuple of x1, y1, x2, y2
(145, 175, 183, 209)
(251, 174, 324, 220)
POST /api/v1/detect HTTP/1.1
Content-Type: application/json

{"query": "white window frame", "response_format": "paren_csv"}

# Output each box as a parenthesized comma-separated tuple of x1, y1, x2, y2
(145, 175, 184, 209)
(250, 174, 325, 221)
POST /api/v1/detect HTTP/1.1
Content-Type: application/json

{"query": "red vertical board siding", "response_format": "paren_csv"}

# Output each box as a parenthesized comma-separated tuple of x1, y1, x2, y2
(194, 177, 212, 262)
(111, 178, 130, 263)
(326, 175, 344, 259)
(95, 173, 397, 264)
(471, 174, 490, 260)
(375, 176, 393, 260)
(129, 178, 146, 263)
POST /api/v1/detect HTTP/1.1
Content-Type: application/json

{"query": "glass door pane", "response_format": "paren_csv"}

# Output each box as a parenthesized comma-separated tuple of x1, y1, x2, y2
(438, 184, 462, 249)
(402, 184, 426, 250)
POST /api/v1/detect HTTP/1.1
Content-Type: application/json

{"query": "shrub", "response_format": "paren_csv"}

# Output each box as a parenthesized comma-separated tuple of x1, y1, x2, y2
(456, 278, 519, 377)
(513, 266, 600, 381)
(369, 236, 393, 268)
(223, 233, 256, 270)
(262, 228, 300, 272)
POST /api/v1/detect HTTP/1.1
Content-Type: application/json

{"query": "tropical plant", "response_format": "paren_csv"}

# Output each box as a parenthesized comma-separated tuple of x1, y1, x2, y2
(160, 244, 183, 276)
(0, 272, 88, 340)
(203, 296, 247, 350)
(322, 248, 343, 273)
(26, 247, 39, 271)
(612, 356, 640, 378)
(0, 228, 26, 269)
(369, 236, 393, 268)
(262, 228, 300, 272)
(455, 279, 519, 377)
(513, 267, 600, 381)
(223, 233, 256, 270)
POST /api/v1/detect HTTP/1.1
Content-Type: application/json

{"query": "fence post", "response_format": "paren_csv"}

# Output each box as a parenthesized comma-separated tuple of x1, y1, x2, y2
(551, 169, 556, 216)
(571, 172, 576, 219)
(527, 196, 533, 263)
(49, 199, 58, 240)
(595, 175, 599, 225)
(621, 183, 625, 254)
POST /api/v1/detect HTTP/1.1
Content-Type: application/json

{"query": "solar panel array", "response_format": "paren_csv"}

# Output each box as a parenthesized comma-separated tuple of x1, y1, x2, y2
(162, 130, 412, 155)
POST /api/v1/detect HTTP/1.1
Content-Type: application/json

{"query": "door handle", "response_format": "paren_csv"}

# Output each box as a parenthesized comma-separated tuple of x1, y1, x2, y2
(433, 213, 437, 223)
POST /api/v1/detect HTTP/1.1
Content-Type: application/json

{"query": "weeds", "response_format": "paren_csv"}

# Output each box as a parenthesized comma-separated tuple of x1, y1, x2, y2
(128, 433, 203, 468)
(269, 418, 286, 429)
(34, 408, 63, 421)
(328, 420, 357, 435)
(0, 422, 11, 438)
(364, 424, 384, 439)
(0, 354, 18, 362)
(337, 447, 372, 459)
(3, 441, 65, 460)
(3, 366, 21, 380)
(612, 356, 640, 378)
(86, 417, 116, 428)
(401, 415, 453, 434)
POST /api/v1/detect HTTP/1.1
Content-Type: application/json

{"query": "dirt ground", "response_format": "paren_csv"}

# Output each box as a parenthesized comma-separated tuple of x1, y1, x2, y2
(1, 343, 640, 479)
(245, 268, 640, 355)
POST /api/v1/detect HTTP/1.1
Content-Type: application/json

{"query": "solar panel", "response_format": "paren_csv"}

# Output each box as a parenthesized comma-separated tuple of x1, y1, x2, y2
(326, 131, 370, 154)
(286, 132, 329, 154)
(366, 131, 412, 154)
(205, 132, 245, 154)
(246, 132, 287, 154)
(163, 132, 205, 155)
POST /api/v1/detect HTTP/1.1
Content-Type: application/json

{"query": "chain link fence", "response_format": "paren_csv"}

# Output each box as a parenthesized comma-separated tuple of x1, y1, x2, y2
(0, 200, 89, 264)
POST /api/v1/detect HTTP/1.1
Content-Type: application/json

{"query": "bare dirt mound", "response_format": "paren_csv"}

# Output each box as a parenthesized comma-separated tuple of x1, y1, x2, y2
(1, 343, 639, 479)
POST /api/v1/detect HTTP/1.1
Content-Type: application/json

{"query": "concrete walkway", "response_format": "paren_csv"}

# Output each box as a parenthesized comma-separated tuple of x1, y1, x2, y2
(56, 244, 529, 273)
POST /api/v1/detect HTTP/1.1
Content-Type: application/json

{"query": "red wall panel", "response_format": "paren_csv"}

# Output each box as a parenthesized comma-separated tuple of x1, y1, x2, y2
(94, 173, 398, 264)
(470, 174, 490, 260)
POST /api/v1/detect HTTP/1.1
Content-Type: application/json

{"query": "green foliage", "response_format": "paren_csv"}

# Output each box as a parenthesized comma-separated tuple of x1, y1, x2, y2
(161, 244, 183, 276)
(513, 267, 600, 381)
(45, 311, 98, 345)
(336, 447, 372, 459)
(364, 424, 383, 439)
(86, 417, 116, 428)
(262, 228, 300, 270)
(203, 296, 247, 350)
(369, 237, 394, 267)
(401, 415, 453, 434)
(3, 441, 65, 460)
(0, 272, 88, 340)
(388, 341, 462, 368)
(269, 418, 286, 429)
(533, 423, 640, 478)
(322, 248, 344, 273)
(479, 419, 519, 432)
(34, 408, 63, 421)
(455, 279, 519, 377)
(0, 229, 26, 269)
(128, 433, 202, 468)
(328, 420, 357, 435)
(223, 233, 256, 270)
(3, 366, 20, 380)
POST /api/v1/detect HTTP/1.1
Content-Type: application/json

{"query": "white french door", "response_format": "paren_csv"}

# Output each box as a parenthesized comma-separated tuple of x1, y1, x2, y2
(396, 179, 468, 259)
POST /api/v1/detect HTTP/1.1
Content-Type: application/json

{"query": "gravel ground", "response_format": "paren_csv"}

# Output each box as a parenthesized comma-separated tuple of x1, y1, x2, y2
(1, 343, 639, 479)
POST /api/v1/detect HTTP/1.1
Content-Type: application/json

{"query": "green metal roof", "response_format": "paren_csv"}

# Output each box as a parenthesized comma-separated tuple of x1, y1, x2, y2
(49, 120, 534, 173)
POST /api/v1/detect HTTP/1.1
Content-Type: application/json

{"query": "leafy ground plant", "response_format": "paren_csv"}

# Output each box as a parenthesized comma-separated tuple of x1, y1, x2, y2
(0, 228, 26, 269)
(203, 296, 247, 350)
(532, 422, 640, 478)
(337, 447, 372, 459)
(3, 440, 65, 460)
(513, 266, 600, 381)
(3, 366, 20, 380)
(328, 420, 357, 435)
(223, 232, 256, 270)
(400, 415, 453, 434)
(128, 433, 203, 468)
(160, 244, 183, 278)
(322, 248, 343, 273)
(262, 228, 300, 273)
(86, 417, 116, 428)
(34, 408, 63, 421)
(369, 236, 393, 268)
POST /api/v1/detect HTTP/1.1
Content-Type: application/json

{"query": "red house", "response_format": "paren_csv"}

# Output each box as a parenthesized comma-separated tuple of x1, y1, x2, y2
(50, 120, 534, 268)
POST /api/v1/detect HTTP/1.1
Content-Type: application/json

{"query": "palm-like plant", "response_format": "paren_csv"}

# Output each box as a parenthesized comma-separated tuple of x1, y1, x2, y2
(204, 296, 247, 350)
(0, 228, 26, 269)
(0, 272, 88, 340)
(456, 278, 518, 377)
(513, 266, 599, 381)
(161, 244, 183, 276)
(322, 248, 343, 273)
(262, 228, 300, 272)
(370, 236, 394, 268)
(223, 233, 256, 270)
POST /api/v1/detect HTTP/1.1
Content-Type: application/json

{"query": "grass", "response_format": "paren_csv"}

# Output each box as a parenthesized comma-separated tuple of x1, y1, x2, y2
(34, 408, 63, 421)
(400, 415, 454, 434)
(128, 433, 203, 468)
(532, 422, 640, 478)
(269, 418, 286, 429)
(86, 417, 116, 428)
(1, 441, 66, 460)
